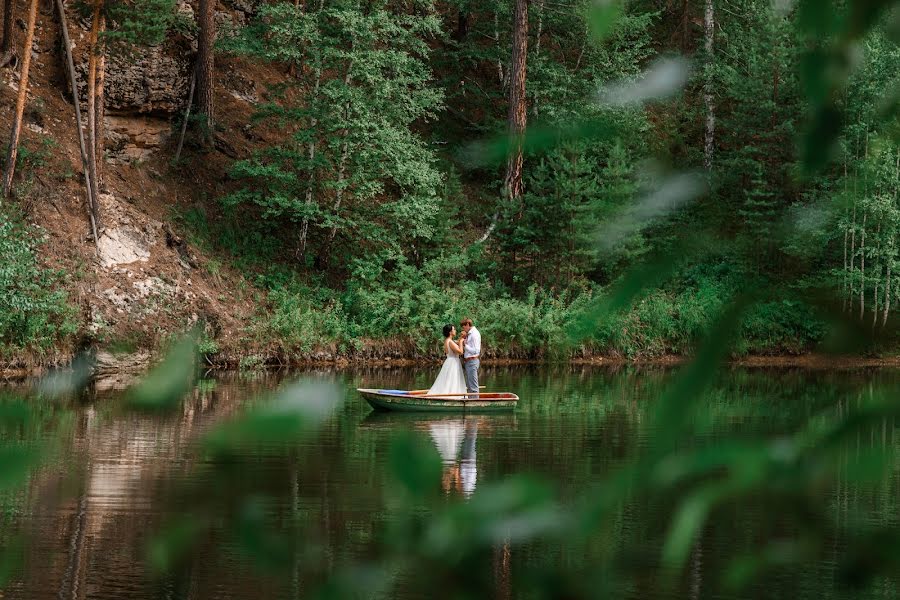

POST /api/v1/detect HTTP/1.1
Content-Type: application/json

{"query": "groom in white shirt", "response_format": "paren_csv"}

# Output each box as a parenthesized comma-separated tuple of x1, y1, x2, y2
(460, 318, 481, 394)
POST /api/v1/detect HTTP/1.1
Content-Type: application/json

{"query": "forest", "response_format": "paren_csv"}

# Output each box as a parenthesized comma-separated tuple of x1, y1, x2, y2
(0, 0, 898, 363)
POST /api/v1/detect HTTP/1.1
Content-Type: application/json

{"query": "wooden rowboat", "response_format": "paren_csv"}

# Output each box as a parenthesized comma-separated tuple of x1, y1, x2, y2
(357, 388, 518, 413)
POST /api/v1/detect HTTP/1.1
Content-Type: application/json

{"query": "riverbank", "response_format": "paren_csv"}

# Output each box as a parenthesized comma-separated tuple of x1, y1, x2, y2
(5, 348, 900, 382)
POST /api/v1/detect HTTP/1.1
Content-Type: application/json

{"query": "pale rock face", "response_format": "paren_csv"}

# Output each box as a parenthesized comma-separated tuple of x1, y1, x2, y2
(98, 227, 152, 268)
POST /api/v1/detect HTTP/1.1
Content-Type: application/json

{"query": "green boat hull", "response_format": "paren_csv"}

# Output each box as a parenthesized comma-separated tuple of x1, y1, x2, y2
(358, 389, 517, 413)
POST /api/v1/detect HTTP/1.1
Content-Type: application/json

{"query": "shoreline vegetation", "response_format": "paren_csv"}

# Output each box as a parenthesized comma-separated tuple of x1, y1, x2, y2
(5, 348, 900, 381)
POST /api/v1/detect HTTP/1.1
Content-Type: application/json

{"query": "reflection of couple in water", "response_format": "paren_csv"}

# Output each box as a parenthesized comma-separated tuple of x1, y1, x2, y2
(428, 418, 479, 496)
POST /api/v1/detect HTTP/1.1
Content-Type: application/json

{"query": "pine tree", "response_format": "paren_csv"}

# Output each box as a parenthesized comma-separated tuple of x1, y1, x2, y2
(196, 0, 216, 144)
(2, 0, 39, 200)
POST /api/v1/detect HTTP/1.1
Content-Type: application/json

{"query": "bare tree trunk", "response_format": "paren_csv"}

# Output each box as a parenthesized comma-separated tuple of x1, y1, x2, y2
(860, 134, 869, 320)
(299, 0, 325, 256)
(196, 0, 215, 144)
(873, 222, 881, 328)
(86, 0, 103, 200)
(55, 0, 99, 244)
(842, 162, 849, 312)
(494, 10, 503, 86)
(174, 67, 196, 162)
(503, 0, 528, 203)
(94, 9, 106, 187)
(860, 211, 867, 321)
(1, 0, 39, 200)
(885, 152, 900, 326)
(703, 0, 715, 171)
(328, 64, 354, 245)
(0, 0, 14, 65)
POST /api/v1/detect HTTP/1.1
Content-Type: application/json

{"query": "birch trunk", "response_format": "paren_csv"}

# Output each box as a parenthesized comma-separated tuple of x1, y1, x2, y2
(860, 134, 869, 320)
(55, 0, 99, 244)
(843, 162, 849, 312)
(531, 0, 544, 118)
(299, 0, 325, 256)
(873, 222, 881, 328)
(860, 211, 867, 320)
(1, 0, 39, 200)
(703, 0, 715, 171)
(328, 61, 354, 246)
(886, 152, 900, 326)
(174, 68, 196, 162)
(494, 10, 504, 86)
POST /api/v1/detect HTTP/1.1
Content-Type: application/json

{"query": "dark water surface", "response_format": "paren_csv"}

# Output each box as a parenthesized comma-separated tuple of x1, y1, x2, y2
(2, 365, 900, 599)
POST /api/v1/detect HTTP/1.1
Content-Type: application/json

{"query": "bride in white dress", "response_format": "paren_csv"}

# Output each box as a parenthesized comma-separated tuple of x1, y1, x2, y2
(428, 324, 467, 395)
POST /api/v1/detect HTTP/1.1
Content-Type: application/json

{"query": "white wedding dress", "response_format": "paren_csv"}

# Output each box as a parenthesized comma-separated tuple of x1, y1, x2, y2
(428, 343, 466, 395)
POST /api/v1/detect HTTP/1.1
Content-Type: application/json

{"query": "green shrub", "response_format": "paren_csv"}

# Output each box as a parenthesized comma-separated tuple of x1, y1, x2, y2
(0, 213, 77, 354)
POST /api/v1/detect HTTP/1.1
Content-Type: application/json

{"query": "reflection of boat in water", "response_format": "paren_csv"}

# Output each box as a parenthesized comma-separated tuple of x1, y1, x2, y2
(359, 412, 518, 497)
(357, 388, 518, 412)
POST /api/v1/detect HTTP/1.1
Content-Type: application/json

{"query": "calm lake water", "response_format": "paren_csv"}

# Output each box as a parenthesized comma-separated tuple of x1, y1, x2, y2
(1, 365, 899, 599)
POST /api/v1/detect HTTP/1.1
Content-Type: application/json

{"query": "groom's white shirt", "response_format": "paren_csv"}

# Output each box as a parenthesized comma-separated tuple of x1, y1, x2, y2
(464, 327, 481, 358)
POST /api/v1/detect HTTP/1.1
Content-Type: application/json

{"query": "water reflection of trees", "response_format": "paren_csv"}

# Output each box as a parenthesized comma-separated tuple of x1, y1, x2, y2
(5, 367, 900, 597)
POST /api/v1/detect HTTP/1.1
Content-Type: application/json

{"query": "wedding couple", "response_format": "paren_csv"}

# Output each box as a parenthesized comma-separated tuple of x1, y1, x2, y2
(428, 318, 481, 396)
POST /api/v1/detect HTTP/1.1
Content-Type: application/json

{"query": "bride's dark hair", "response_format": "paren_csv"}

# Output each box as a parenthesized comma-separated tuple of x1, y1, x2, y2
(442, 323, 454, 338)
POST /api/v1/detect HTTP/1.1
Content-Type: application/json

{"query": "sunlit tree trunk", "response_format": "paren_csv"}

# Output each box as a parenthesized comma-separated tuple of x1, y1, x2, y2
(94, 10, 106, 187)
(1, 0, 39, 200)
(55, 0, 99, 243)
(196, 0, 215, 144)
(703, 0, 715, 170)
(86, 0, 104, 200)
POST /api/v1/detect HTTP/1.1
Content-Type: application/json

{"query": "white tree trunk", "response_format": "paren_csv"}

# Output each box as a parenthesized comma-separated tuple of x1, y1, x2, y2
(703, 0, 715, 171)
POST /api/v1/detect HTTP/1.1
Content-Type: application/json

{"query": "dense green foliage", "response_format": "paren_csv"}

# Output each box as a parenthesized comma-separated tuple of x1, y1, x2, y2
(0, 212, 76, 355)
(190, 0, 898, 358)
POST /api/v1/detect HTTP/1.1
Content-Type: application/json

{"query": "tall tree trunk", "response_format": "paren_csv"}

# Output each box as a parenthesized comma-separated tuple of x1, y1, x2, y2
(531, 0, 544, 118)
(860, 211, 867, 321)
(174, 67, 196, 162)
(1, 0, 39, 200)
(703, 0, 715, 171)
(885, 152, 900, 326)
(494, 10, 503, 86)
(94, 9, 106, 187)
(86, 0, 103, 200)
(479, 0, 528, 245)
(455, 6, 469, 42)
(55, 0, 99, 244)
(299, 0, 324, 256)
(860, 134, 869, 321)
(503, 0, 528, 202)
(195, 0, 215, 144)
(327, 64, 354, 246)
(0, 0, 14, 65)
(873, 221, 882, 328)
(842, 162, 849, 312)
